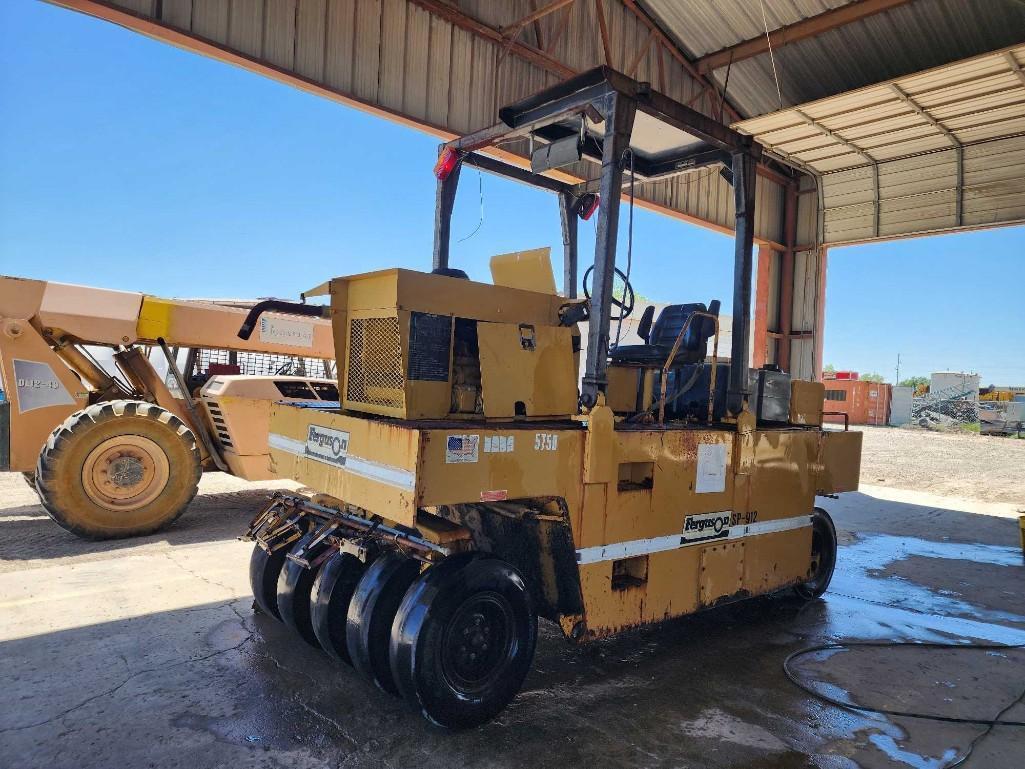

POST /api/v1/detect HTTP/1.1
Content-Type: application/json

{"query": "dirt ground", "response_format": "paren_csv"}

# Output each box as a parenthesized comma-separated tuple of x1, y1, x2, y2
(854, 425, 1025, 505)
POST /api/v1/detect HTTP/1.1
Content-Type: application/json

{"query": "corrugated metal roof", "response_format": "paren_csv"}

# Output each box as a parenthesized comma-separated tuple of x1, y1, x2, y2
(640, 0, 1025, 117)
(734, 44, 1025, 173)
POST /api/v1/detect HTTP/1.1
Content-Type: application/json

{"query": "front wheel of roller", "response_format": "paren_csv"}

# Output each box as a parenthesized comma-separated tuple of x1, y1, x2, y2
(794, 507, 838, 600)
(346, 552, 421, 693)
(277, 533, 331, 647)
(389, 554, 537, 729)
(250, 543, 290, 619)
(311, 550, 370, 664)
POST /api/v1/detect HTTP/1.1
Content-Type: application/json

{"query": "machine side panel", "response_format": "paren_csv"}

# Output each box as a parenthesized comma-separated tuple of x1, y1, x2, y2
(816, 430, 863, 493)
(477, 323, 577, 418)
(416, 426, 584, 508)
(0, 323, 88, 471)
(266, 404, 421, 526)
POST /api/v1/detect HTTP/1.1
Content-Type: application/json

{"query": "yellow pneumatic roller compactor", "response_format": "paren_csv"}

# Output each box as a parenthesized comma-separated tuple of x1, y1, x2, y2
(239, 68, 862, 728)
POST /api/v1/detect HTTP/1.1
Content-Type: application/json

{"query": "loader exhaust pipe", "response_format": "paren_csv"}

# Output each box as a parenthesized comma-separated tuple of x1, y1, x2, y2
(237, 300, 328, 341)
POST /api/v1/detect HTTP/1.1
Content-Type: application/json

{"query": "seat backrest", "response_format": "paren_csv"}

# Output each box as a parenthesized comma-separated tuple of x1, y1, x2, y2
(649, 303, 707, 350)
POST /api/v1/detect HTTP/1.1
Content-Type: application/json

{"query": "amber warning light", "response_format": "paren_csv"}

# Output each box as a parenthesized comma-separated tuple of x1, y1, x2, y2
(434, 148, 460, 180)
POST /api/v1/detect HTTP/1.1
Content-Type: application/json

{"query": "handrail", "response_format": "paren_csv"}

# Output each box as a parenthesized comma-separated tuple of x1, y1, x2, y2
(822, 411, 850, 431)
(656, 310, 720, 425)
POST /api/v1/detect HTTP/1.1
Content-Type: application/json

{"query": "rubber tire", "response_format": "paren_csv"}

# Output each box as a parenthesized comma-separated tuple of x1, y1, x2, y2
(35, 400, 201, 539)
(311, 550, 370, 665)
(250, 543, 290, 620)
(390, 554, 537, 729)
(277, 532, 330, 647)
(794, 507, 838, 600)
(346, 552, 421, 693)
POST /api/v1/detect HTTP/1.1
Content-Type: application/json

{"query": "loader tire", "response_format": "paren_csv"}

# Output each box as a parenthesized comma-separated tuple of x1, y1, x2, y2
(35, 400, 201, 540)
(389, 554, 537, 729)
(22, 471, 36, 490)
(346, 552, 421, 694)
(277, 532, 330, 647)
(794, 508, 837, 600)
(311, 550, 370, 665)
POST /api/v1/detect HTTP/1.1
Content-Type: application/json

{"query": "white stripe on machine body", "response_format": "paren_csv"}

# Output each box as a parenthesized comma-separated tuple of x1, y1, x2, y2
(575, 514, 812, 565)
(268, 432, 416, 491)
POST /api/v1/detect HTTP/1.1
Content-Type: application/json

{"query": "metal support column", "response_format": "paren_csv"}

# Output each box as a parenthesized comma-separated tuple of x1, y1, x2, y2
(432, 156, 462, 270)
(558, 190, 579, 298)
(580, 93, 636, 408)
(728, 145, 757, 415)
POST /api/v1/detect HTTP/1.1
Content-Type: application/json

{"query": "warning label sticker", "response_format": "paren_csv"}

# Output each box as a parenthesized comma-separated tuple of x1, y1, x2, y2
(695, 443, 727, 494)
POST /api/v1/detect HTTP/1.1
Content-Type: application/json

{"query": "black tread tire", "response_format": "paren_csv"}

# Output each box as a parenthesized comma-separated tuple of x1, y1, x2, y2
(311, 550, 370, 665)
(794, 507, 838, 600)
(35, 400, 201, 539)
(250, 543, 290, 620)
(277, 533, 330, 647)
(390, 554, 537, 729)
(346, 552, 421, 694)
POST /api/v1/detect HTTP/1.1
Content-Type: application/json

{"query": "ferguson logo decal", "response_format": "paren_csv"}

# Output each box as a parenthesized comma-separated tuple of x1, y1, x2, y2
(305, 425, 350, 467)
(682, 511, 732, 543)
(12, 359, 75, 413)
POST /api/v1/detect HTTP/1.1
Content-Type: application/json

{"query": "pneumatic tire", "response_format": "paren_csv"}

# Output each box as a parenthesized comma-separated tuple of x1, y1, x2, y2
(277, 532, 330, 647)
(35, 400, 201, 539)
(794, 507, 838, 600)
(311, 550, 370, 665)
(346, 552, 421, 693)
(389, 554, 537, 729)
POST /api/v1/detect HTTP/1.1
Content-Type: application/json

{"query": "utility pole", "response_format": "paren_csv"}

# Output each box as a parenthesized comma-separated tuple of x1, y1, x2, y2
(895, 353, 901, 385)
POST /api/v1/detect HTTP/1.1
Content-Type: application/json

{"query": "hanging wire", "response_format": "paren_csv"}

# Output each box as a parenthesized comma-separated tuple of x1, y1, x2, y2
(456, 165, 484, 243)
(758, 0, 785, 111)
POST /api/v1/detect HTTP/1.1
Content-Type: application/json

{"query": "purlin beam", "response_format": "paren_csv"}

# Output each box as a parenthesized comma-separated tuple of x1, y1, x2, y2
(695, 0, 916, 74)
(620, 0, 742, 123)
(888, 82, 963, 227)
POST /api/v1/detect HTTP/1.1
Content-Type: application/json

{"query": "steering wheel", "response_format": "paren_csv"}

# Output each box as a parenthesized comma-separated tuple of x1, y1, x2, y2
(582, 265, 635, 322)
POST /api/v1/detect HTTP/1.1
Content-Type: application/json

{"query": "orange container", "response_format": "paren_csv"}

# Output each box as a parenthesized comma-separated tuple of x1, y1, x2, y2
(823, 379, 892, 426)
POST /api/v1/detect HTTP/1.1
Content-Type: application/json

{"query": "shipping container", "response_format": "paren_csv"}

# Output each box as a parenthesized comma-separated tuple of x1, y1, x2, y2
(823, 379, 892, 426)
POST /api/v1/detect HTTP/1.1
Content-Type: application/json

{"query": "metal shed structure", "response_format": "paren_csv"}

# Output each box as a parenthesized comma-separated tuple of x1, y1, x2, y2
(44, 0, 1025, 381)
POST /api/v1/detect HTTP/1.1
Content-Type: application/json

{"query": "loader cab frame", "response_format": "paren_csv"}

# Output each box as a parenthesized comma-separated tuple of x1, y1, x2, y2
(431, 66, 761, 415)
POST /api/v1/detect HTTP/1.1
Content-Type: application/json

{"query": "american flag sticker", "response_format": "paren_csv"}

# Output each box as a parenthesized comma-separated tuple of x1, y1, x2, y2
(445, 434, 480, 464)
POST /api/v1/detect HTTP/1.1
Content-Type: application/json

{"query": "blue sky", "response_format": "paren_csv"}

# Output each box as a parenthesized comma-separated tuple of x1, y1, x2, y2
(1, 0, 1022, 385)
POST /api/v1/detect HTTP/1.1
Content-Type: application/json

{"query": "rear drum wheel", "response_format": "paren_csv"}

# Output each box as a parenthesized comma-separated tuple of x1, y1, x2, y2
(795, 508, 838, 600)
(390, 554, 537, 729)
(346, 552, 421, 693)
(277, 533, 331, 647)
(35, 400, 200, 539)
(311, 550, 370, 665)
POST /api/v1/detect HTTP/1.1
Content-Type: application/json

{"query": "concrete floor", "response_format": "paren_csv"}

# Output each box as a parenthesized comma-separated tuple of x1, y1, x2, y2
(1, 472, 1023, 769)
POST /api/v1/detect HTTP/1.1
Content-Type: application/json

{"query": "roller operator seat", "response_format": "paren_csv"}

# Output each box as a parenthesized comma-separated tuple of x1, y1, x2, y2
(608, 300, 720, 366)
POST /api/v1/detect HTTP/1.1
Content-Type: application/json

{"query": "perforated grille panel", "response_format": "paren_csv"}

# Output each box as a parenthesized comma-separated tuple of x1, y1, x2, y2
(346, 316, 404, 409)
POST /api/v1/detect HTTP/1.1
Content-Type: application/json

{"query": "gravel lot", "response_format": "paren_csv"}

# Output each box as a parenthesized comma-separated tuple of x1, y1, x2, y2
(856, 424, 1025, 505)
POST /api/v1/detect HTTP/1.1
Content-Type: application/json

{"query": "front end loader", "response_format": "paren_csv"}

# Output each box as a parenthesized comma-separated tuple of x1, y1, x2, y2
(0, 277, 336, 539)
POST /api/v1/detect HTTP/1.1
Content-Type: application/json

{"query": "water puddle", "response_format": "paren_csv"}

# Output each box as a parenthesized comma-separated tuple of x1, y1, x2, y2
(868, 734, 959, 769)
(828, 533, 1025, 638)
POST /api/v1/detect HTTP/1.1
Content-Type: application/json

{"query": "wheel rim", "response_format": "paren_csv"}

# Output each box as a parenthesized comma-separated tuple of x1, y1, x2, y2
(81, 435, 170, 511)
(440, 591, 515, 696)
